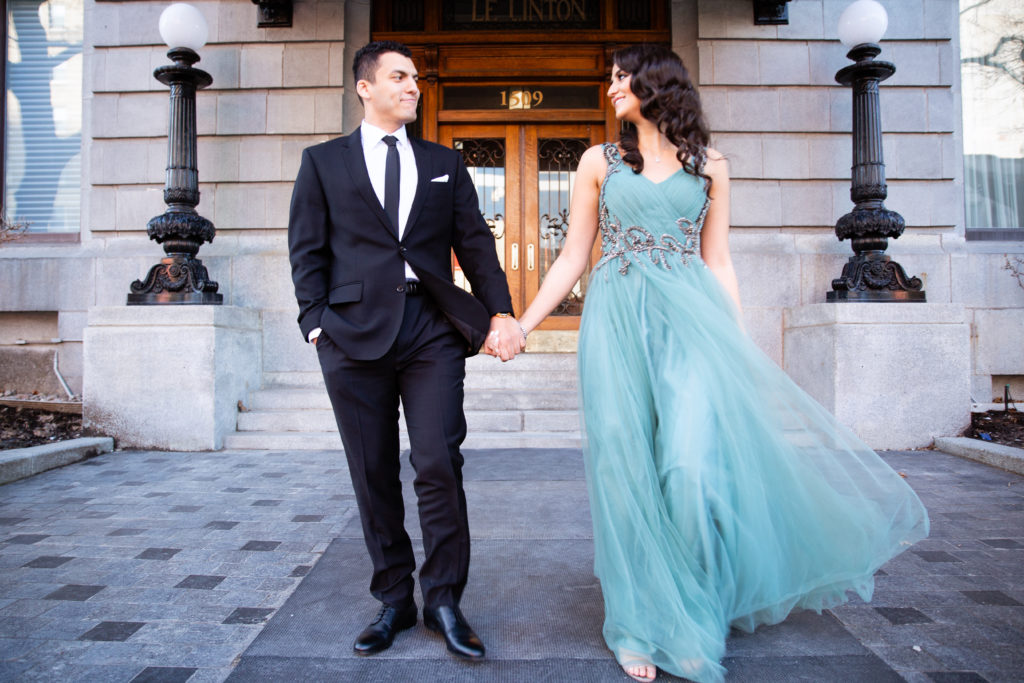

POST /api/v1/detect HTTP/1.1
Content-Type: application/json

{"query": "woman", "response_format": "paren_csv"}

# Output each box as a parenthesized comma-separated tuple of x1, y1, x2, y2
(515, 45, 929, 682)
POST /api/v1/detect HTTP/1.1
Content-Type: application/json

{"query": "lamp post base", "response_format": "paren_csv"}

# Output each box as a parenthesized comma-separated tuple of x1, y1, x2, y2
(127, 255, 223, 305)
(826, 289, 927, 302)
(827, 252, 926, 302)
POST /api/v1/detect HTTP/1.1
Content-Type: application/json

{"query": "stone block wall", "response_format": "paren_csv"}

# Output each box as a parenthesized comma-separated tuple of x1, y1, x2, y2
(677, 0, 1024, 405)
(0, 0, 346, 394)
(87, 0, 348, 382)
(1, 0, 1020, 410)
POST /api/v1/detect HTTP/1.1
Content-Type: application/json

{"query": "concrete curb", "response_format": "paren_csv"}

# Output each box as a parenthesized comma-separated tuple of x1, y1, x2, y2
(0, 437, 115, 485)
(933, 436, 1024, 476)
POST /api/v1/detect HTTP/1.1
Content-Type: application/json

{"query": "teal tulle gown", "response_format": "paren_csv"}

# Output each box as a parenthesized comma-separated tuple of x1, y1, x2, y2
(578, 144, 929, 682)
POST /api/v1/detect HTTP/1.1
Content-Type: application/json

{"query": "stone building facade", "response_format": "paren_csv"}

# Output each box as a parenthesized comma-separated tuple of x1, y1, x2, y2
(1, 0, 1021, 449)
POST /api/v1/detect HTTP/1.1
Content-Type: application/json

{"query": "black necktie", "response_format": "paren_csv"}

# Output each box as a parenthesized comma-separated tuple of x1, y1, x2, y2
(382, 135, 400, 231)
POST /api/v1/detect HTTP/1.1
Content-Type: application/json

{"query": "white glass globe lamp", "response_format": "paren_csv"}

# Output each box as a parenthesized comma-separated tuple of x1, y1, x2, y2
(837, 0, 888, 48)
(158, 3, 209, 52)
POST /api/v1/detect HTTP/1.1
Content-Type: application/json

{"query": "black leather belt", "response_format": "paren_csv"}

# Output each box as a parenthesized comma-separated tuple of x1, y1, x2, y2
(404, 279, 422, 295)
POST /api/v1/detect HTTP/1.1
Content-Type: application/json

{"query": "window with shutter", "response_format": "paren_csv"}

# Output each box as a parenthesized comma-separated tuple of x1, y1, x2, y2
(3, 0, 82, 234)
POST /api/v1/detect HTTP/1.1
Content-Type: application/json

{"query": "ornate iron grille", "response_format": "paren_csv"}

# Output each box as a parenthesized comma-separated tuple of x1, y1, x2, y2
(455, 138, 506, 240)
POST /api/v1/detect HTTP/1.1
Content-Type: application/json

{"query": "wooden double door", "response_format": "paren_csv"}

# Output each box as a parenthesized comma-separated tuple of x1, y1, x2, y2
(440, 123, 604, 331)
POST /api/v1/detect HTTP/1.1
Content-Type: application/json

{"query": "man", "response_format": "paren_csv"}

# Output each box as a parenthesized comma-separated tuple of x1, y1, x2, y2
(287, 40, 523, 660)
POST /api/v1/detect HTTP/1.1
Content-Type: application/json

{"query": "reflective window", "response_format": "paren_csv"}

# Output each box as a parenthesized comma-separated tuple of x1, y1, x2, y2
(960, 0, 1024, 236)
(4, 0, 83, 234)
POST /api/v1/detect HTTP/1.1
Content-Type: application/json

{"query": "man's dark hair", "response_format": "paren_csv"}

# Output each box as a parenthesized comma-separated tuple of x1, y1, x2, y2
(353, 40, 414, 85)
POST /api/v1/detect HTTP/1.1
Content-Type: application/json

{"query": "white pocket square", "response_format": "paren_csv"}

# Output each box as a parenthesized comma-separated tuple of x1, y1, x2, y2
(431, 174, 449, 183)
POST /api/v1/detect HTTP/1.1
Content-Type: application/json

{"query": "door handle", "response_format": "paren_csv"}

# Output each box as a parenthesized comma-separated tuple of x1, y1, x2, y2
(527, 244, 535, 271)
(511, 243, 519, 271)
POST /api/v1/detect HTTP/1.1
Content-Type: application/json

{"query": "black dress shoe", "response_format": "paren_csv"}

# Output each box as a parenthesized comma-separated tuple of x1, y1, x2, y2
(423, 605, 485, 660)
(353, 602, 417, 656)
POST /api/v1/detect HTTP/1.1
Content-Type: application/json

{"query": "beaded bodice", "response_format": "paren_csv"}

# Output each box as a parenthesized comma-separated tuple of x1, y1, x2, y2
(594, 143, 710, 275)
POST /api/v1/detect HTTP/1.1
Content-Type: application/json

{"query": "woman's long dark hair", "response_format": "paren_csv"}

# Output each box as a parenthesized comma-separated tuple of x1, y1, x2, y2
(612, 44, 711, 184)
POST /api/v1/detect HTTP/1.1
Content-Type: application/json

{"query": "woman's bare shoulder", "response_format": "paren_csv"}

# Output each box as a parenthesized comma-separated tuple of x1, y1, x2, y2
(704, 147, 729, 178)
(577, 144, 613, 178)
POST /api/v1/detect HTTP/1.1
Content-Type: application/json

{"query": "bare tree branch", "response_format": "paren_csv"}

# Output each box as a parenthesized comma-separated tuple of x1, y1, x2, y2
(0, 212, 30, 244)
(961, 0, 999, 16)
(961, 35, 1024, 87)
(1005, 256, 1024, 291)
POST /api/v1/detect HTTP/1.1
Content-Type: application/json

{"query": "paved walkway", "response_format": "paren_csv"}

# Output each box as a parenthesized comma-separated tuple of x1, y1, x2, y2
(0, 447, 1021, 681)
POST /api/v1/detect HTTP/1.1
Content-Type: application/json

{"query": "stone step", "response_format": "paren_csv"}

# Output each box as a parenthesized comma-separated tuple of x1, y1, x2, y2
(222, 431, 583, 451)
(237, 409, 581, 434)
(465, 389, 578, 411)
(233, 354, 582, 450)
(246, 388, 579, 412)
(464, 370, 578, 390)
(259, 371, 579, 391)
(263, 353, 580, 390)
(246, 389, 332, 411)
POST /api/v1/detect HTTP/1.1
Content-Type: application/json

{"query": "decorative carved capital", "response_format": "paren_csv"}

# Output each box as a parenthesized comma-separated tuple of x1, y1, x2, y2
(164, 188, 201, 207)
(835, 207, 905, 242)
(146, 211, 216, 247)
(423, 46, 439, 84)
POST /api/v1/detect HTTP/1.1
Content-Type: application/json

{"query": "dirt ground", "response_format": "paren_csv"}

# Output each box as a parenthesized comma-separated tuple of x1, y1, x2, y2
(965, 409, 1024, 449)
(0, 404, 87, 450)
(3, 403, 1024, 452)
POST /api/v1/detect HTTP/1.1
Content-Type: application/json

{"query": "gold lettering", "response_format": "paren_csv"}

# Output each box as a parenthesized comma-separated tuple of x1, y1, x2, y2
(526, 0, 543, 21)
(469, 0, 587, 24)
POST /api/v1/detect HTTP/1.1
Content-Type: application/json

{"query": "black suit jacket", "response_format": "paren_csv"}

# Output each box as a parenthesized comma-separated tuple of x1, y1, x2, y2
(288, 132, 513, 361)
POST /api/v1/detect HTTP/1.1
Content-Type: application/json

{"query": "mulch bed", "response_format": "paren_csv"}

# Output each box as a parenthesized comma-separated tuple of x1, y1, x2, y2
(4, 402, 1024, 452)
(966, 409, 1024, 449)
(0, 404, 87, 450)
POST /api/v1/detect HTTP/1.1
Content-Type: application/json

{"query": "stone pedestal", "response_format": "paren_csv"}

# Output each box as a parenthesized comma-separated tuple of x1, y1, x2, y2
(84, 306, 261, 451)
(783, 303, 970, 450)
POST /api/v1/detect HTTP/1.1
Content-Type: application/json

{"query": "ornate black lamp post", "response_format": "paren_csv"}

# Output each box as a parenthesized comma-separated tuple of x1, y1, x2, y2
(128, 3, 221, 305)
(827, 0, 924, 302)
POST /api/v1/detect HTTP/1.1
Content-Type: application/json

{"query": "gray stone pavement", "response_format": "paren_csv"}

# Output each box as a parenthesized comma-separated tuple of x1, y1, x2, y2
(0, 446, 1020, 682)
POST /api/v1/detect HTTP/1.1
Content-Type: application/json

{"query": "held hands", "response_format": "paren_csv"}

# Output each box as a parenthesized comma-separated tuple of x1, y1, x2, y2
(483, 315, 527, 362)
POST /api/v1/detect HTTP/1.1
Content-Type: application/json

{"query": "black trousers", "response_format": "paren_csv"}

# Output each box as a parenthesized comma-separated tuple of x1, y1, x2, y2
(316, 293, 470, 609)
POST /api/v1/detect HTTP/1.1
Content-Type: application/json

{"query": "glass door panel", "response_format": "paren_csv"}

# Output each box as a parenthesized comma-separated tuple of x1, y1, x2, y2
(454, 137, 506, 278)
(440, 123, 600, 330)
(537, 137, 589, 316)
(440, 125, 523, 310)
(523, 124, 602, 330)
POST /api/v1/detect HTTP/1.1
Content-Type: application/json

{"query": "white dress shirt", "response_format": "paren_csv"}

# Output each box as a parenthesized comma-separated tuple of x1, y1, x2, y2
(361, 121, 419, 280)
(308, 121, 420, 344)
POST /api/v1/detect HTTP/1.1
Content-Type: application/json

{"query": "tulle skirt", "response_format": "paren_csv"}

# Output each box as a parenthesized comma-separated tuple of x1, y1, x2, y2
(577, 257, 929, 682)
